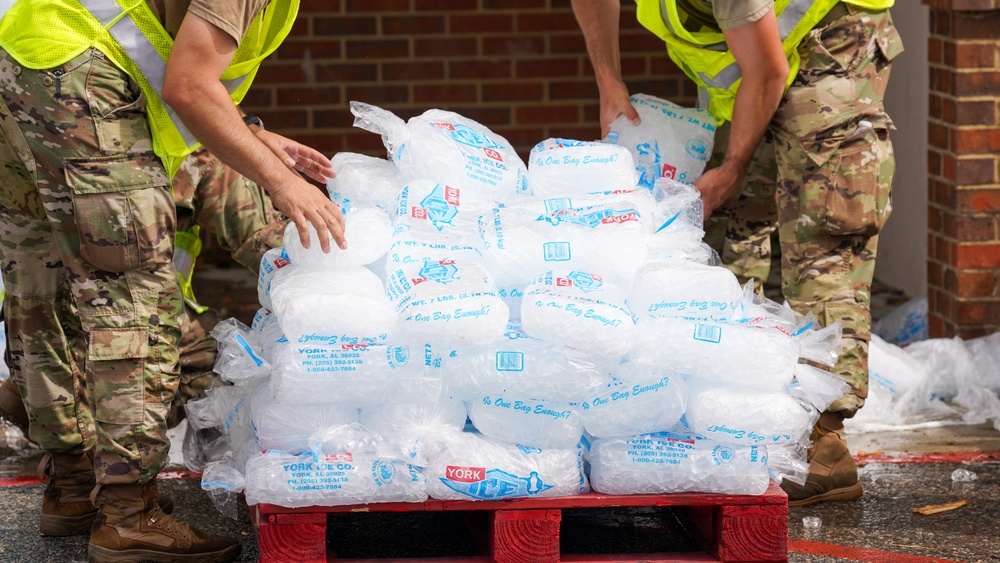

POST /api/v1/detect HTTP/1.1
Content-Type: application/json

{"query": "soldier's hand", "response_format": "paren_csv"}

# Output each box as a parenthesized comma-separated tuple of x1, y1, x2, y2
(598, 79, 639, 139)
(269, 178, 347, 253)
(255, 129, 337, 184)
(694, 163, 744, 220)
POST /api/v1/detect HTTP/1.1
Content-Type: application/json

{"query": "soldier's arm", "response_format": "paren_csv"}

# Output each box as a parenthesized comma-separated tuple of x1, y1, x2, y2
(695, 8, 788, 218)
(572, 0, 641, 138)
(162, 12, 345, 253)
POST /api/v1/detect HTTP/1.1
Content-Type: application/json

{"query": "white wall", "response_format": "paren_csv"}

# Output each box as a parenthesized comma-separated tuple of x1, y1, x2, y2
(877, 4, 929, 298)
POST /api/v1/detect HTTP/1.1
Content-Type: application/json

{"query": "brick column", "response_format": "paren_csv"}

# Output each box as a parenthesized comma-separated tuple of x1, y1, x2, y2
(926, 1, 1000, 337)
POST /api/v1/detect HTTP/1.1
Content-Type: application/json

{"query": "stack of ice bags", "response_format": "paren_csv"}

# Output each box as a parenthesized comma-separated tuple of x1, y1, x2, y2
(193, 100, 850, 514)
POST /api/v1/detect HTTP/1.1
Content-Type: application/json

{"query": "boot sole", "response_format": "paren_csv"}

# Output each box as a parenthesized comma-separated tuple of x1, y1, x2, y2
(40, 511, 98, 537)
(87, 544, 240, 563)
(788, 482, 863, 507)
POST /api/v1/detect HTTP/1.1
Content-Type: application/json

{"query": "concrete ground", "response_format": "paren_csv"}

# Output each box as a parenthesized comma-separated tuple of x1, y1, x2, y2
(1, 268, 997, 562)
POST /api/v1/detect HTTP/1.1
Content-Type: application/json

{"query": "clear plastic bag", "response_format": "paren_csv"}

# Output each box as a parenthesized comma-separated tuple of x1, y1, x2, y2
(327, 152, 405, 212)
(527, 138, 637, 197)
(282, 206, 392, 268)
(580, 362, 688, 438)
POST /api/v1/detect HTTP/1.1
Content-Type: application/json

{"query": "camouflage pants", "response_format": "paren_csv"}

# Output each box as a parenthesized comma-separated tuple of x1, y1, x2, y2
(0, 49, 181, 485)
(704, 7, 902, 416)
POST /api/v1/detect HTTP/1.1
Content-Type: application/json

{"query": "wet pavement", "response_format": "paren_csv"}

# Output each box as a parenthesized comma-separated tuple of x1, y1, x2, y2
(1, 268, 998, 562)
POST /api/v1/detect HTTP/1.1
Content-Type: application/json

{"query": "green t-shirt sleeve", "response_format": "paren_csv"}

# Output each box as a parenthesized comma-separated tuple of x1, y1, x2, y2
(713, 0, 774, 30)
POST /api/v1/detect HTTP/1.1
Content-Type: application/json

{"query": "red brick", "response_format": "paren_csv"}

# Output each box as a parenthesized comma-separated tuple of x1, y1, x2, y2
(549, 126, 602, 142)
(956, 100, 996, 125)
(382, 15, 445, 35)
(482, 36, 545, 56)
(277, 39, 342, 60)
(241, 87, 273, 107)
(931, 9, 952, 37)
(928, 312, 947, 338)
(928, 149, 942, 176)
(956, 188, 1000, 212)
(944, 41, 997, 69)
(276, 86, 342, 106)
(951, 0, 999, 10)
(621, 30, 669, 53)
(382, 61, 446, 81)
(952, 270, 1000, 297)
(928, 205, 943, 232)
(314, 109, 354, 129)
(346, 39, 410, 59)
(415, 0, 477, 10)
(956, 324, 1000, 339)
(549, 34, 587, 55)
(516, 104, 579, 125)
(516, 13, 580, 33)
(254, 109, 309, 130)
(314, 16, 377, 36)
(415, 38, 478, 57)
(629, 78, 683, 101)
(953, 299, 1000, 324)
(481, 82, 544, 102)
(930, 179, 954, 206)
(256, 63, 309, 83)
(548, 80, 599, 100)
(516, 58, 581, 78)
(315, 63, 378, 82)
(413, 83, 478, 104)
(450, 14, 514, 33)
(650, 56, 685, 76)
(954, 157, 996, 185)
(445, 106, 512, 126)
(955, 242, 1000, 268)
(928, 260, 945, 288)
(298, 0, 341, 12)
(288, 132, 343, 155)
(951, 127, 1000, 153)
(449, 60, 512, 79)
(483, 0, 546, 8)
(935, 235, 955, 263)
(345, 84, 410, 104)
(928, 37, 946, 65)
(928, 121, 950, 150)
(954, 71, 1000, 96)
(957, 214, 998, 240)
(952, 9, 1000, 39)
(929, 67, 955, 95)
(345, 0, 411, 12)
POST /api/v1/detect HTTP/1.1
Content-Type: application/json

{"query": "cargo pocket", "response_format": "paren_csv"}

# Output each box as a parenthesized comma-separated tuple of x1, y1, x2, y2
(64, 155, 174, 273)
(815, 125, 893, 240)
(90, 327, 149, 425)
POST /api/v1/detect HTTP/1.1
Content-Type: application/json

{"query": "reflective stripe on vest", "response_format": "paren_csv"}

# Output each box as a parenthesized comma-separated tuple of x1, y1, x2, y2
(659, 0, 816, 92)
(173, 225, 209, 314)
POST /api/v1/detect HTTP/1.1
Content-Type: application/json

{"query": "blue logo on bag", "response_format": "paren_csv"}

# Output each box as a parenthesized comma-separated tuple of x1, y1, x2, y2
(417, 184, 461, 230)
(418, 258, 460, 284)
(440, 468, 552, 500)
(565, 271, 603, 293)
(712, 445, 736, 465)
(686, 139, 709, 161)
(372, 460, 396, 486)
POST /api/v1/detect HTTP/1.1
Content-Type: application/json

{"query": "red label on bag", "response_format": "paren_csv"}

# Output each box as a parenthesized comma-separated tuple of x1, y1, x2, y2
(445, 466, 485, 483)
(661, 163, 677, 179)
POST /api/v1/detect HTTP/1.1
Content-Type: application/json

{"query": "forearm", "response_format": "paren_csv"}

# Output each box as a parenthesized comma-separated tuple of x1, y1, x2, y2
(720, 72, 786, 177)
(572, 0, 624, 90)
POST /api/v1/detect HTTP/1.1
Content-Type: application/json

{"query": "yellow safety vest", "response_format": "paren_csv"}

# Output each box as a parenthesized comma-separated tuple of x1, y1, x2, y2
(0, 0, 298, 177)
(635, 0, 894, 124)
(173, 225, 208, 314)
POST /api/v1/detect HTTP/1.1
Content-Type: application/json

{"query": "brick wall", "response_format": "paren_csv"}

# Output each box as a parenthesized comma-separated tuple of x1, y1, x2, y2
(240, 0, 694, 162)
(926, 0, 1000, 337)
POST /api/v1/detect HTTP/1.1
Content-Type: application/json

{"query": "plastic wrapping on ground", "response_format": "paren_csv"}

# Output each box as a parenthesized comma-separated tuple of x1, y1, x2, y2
(441, 321, 615, 403)
(606, 94, 716, 188)
(282, 206, 392, 268)
(588, 431, 770, 496)
(873, 296, 929, 346)
(422, 430, 589, 500)
(526, 138, 638, 197)
(201, 453, 246, 519)
(521, 271, 635, 356)
(580, 362, 688, 439)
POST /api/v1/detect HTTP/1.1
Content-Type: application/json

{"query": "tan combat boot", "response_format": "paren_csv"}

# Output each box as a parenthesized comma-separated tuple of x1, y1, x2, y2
(38, 450, 100, 536)
(780, 412, 862, 507)
(0, 377, 30, 436)
(88, 482, 240, 563)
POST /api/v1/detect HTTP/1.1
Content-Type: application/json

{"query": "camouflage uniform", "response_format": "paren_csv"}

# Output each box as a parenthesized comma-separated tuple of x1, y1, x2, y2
(168, 147, 287, 427)
(704, 6, 903, 416)
(0, 49, 180, 485)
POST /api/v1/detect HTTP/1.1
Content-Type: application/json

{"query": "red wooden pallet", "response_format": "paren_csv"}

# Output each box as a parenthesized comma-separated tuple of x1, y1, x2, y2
(249, 481, 787, 563)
